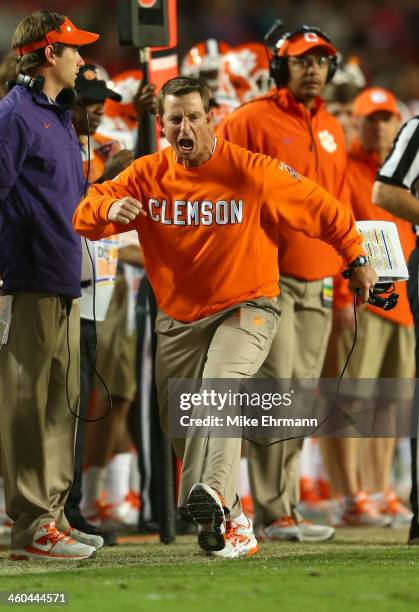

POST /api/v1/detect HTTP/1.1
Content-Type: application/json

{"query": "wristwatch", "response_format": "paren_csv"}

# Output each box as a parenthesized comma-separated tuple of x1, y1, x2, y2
(348, 255, 368, 268)
(342, 255, 368, 279)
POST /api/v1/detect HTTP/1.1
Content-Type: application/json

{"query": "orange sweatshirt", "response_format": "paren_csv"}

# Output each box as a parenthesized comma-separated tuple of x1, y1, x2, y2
(216, 88, 350, 280)
(334, 140, 415, 326)
(73, 137, 363, 323)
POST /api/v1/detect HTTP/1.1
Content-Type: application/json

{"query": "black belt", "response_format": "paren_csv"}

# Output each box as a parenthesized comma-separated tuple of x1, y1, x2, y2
(81, 280, 92, 288)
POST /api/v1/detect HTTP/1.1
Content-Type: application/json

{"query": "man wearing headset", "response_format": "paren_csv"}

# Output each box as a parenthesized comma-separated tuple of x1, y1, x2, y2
(217, 24, 351, 542)
(64, 64, 134, 546)
(0, 11, 101, 561)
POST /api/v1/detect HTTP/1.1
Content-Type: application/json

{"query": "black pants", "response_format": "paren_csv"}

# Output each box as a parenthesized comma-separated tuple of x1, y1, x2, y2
(65, 318, 96, 522)
(407, 246, 419, 535)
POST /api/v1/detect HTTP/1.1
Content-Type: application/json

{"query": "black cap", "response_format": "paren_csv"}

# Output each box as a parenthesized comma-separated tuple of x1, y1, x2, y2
(75, 64, 122, 102)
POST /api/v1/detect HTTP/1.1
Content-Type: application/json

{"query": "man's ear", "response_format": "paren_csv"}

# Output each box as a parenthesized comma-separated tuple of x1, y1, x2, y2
(207, 110, 213, 124)
(44, 44, 56, 65)
(156, 113, 164, 130)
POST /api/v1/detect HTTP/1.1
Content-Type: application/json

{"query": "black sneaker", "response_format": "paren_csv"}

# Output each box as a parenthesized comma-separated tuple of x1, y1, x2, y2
(66, 515, 117, 547)
(187, 483, 226, 552)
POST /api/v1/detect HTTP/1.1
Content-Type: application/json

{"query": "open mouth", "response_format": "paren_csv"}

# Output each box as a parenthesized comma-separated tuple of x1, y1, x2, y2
(178, 138, 194, 153)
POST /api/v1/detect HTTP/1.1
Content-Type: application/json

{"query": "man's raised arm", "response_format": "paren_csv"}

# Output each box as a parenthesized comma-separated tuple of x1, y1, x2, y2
(73, 166, 146, 240)
(262, 159, 378, 302)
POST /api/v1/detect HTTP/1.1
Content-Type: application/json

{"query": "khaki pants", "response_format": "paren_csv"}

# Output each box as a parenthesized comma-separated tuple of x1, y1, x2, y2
(336, 310, 414, 392)
(95, 273, 137, 401)
(248, 277, 332, 525)
(155, 297, 280, 519)
(0, 293, 80, 548)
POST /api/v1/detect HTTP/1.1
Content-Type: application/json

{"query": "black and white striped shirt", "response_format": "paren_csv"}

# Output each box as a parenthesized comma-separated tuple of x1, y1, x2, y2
(376, 115, 419, 197)
(376, 115, 419, 233)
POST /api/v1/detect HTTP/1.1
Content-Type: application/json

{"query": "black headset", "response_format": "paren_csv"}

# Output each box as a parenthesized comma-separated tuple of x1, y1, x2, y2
(8, 73, 77, 109)
(266, 23, 338, 88)
(15, 72, 45, 93)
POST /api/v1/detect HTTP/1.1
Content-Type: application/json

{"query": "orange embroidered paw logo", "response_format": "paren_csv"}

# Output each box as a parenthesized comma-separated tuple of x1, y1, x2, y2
(253, 315, 263, 327)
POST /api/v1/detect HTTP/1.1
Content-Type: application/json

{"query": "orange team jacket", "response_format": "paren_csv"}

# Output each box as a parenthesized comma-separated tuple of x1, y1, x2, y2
(334, 139, 415, 326)
(216, 88, 350, 280)
(72, 137, 363, 323)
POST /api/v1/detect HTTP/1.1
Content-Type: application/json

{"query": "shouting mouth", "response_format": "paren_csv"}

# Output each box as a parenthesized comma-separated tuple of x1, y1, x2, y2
(178, 138, 194, 153)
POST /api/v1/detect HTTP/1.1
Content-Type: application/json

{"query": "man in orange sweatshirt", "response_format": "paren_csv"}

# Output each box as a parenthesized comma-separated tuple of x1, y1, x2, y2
(72, 75, 376, 558)
(216, 24, 351, 542)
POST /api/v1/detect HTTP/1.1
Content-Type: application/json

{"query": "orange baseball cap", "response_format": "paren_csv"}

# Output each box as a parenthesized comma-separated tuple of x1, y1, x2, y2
(353, 87, 401, 118)
(15, 17, 99, 58)
(277, 31, 336, 57)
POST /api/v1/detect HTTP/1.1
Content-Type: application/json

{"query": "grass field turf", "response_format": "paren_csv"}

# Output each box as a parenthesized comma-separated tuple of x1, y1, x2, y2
(1, 529, 419, 612)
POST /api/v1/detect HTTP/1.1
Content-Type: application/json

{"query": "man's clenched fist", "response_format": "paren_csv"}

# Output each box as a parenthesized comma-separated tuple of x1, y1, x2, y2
(107, 197, 147, 224)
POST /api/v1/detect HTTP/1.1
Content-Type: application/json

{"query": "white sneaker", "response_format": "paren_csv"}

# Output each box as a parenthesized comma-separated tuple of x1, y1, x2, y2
(298, 521, 335, 542)
(84, 492, 139, 532)
(260, 516, 334, 542)
(373, 491, 413, 528)
(326, 498, 346, 528)
(259, 516, 299, 541)
(212, 513, 259, 558)
(187, 483, 226, 552)
(10, 521, 96, 561)
(63, 527, 104, 550)
(342, 492, 392, 527)
(101, 496, 139, 531)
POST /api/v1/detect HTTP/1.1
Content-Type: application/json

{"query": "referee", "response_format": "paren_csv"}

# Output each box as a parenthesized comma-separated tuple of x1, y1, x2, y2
(373, 115, 419, 544)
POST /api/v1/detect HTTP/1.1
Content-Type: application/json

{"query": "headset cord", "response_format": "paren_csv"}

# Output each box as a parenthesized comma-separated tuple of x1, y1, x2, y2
(65, 107, 113, 422)
(243, 294, 359, 447)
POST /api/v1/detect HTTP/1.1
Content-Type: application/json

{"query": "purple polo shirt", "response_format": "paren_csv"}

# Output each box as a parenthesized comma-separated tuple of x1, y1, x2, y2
(0, 85, 85, 298)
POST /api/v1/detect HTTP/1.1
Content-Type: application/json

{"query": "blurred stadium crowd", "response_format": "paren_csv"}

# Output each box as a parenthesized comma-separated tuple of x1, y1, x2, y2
(1, 0, 419, 104)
